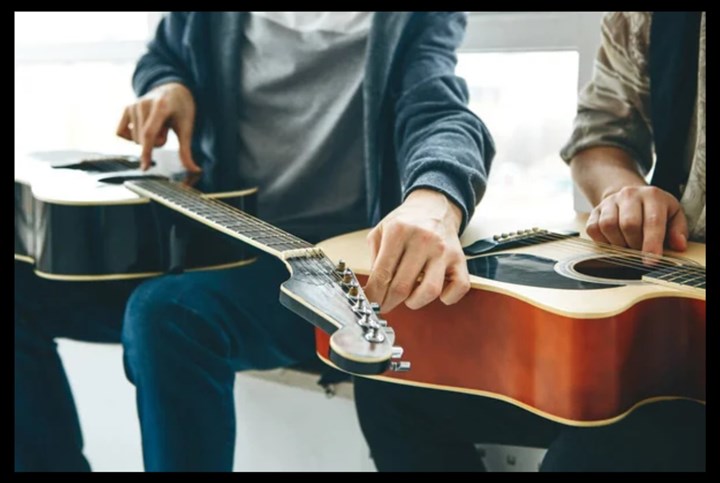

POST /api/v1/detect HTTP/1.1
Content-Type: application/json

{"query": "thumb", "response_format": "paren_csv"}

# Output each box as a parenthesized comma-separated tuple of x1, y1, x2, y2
(174, 117, 201, 173)
(667, 206, 689, 252)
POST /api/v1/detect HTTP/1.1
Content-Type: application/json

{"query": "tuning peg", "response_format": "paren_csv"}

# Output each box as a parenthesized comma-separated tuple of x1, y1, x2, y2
(369, 302, 381, 313)
(356, 313, 371, 327)
(391, 346, 404, 359)
(390, 361, 411, 372)
(336, 259, 346, 272)
(364, 328, 385, 343)
(347, 282, 359, 299)
(352, 298, 366, 311)
(341, 269, 353, 285)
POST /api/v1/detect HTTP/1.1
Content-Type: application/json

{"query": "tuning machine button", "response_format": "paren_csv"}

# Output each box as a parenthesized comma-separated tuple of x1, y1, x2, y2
(391, 346, 404, 359)
(356, 313, 371, 327)
(341, 269, 353, 287)
(369, 302, 381, 313)
(390, 361, 411, 372)
(336, 259, 346, 273)
(347, 281, 360, 299)
(363, 328, 385, 343)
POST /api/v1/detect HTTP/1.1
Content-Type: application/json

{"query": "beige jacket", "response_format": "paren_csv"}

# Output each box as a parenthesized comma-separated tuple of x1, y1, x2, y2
(561, 12, 705, 242)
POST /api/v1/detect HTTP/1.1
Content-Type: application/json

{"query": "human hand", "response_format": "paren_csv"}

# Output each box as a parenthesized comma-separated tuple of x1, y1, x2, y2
(116, 82, 200, 172)
(586, 185, 688, 256)
(364, 189, 470, 314)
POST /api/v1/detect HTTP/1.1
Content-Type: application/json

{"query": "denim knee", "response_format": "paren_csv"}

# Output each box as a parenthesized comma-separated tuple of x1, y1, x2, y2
(121, 276, 228, 379)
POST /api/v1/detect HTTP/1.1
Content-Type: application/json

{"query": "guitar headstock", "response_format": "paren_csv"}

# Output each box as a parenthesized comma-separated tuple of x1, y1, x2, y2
(279, 254, 410, 375)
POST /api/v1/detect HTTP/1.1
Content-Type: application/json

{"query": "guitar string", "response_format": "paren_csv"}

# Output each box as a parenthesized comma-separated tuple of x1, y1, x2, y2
(493, 233, 705, 288)
(158, 179, 311, 249)
(523, 232, 705, 276)
(143, 179, 311, 251)
(483, 229, 702, 273)
(138, 180, 703, 290)
(291, 256, 373, 327)
(150, 178, 696, 272)
(138, 180, 303, 249)
(505, 233, 705, 285)
(532, 231, 704, 271)
(140, 180, 361, 299)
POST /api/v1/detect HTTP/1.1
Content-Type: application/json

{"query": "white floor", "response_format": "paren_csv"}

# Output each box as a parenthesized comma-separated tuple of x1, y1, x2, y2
(57, 339, 375, 472)
(57, 339, 545, 472)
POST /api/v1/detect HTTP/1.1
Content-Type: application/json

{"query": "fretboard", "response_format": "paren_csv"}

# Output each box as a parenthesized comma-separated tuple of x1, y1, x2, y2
(642, 264, 706, 294)
(124, 178, 316, 258)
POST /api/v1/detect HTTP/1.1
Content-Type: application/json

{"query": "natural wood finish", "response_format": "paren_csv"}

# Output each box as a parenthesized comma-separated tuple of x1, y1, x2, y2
(315, 213, 706, 426)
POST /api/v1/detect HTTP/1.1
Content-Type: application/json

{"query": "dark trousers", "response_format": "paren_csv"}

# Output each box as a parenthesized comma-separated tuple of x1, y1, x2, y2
(121, 254, 317, 471)
(15, 255, 318, 472)
(14, 261, 137, 471)
(353, 377, 706, 472)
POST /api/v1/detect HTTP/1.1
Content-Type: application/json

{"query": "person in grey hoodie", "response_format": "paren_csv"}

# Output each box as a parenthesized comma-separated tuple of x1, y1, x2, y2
(14, 12, 494, 472)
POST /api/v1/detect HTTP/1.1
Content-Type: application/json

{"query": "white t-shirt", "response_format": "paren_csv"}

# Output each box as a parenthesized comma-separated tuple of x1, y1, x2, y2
(236, 12, 374, 241)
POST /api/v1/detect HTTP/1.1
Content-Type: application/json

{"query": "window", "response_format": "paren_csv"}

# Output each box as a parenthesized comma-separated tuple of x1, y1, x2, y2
(457, 51, 579, 215)
(15, 12, 604, 212)
(14, 12, 164, 157)
(459, 12, 604, 214)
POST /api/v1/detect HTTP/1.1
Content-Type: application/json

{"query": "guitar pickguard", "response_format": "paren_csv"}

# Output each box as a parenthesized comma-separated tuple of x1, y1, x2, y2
(467, 253, 620, 290)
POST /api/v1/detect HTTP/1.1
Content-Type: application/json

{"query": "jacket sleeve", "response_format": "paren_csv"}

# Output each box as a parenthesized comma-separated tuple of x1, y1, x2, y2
(132, 12, 198, 97)
(559, 12, 654, 175)
(393, 12, 495, 233)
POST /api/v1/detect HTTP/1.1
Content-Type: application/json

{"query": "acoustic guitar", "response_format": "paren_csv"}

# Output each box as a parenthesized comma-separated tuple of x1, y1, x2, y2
(316, 225, 705, 426)
(15, 150, 257, 280)
(14, 150, 408, 376)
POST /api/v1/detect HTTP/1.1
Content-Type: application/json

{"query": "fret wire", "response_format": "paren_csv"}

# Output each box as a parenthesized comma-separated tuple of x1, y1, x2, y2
(681, 275, 705, 286)
(142, 180, 312, 249)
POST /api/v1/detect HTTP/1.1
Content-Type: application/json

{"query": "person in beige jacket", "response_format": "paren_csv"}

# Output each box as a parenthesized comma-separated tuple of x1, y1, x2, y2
(353, 11, 705, 472)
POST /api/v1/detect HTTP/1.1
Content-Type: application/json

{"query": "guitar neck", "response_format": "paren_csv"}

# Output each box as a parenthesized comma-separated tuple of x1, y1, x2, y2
(124, 178, 319, 260)
(642, 264, 706, 295)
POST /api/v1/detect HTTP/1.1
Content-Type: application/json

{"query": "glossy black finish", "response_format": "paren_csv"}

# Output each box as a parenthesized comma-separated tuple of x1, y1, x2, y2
(467, 254, 619, 290)
(14, 181, 257, 278)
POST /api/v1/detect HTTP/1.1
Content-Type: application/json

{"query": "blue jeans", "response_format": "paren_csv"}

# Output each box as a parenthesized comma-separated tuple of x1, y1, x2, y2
(14, 261, 136, 471)
(121, 254, 317, 471)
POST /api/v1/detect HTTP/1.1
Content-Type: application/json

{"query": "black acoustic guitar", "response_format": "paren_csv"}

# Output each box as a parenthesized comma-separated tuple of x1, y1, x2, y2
(15, 150, 407, 376)
(15, 150, 257, 280)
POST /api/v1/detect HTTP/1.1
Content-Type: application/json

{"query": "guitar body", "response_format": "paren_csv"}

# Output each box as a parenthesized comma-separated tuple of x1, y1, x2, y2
(15, 150, 257, 280)
(316, 228, 706, 426)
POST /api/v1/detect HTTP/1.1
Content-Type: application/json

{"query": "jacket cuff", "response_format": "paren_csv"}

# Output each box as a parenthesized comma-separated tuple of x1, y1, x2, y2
(133, 67, 186, 97)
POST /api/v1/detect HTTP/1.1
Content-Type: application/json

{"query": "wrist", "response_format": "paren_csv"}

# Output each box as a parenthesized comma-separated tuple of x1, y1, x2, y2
(406, 188, 463, 233)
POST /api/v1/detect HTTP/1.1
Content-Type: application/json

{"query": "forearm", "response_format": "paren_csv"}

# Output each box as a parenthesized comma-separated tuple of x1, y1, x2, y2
(570, 146, 648, 206)
(394, 12, 494, 234)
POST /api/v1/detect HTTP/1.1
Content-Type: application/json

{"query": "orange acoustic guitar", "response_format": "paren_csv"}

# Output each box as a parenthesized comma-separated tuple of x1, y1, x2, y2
(315, 223, 705, 427)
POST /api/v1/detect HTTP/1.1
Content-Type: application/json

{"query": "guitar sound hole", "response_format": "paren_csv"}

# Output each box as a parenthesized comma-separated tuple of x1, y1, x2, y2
(573, 256, 654, 281)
